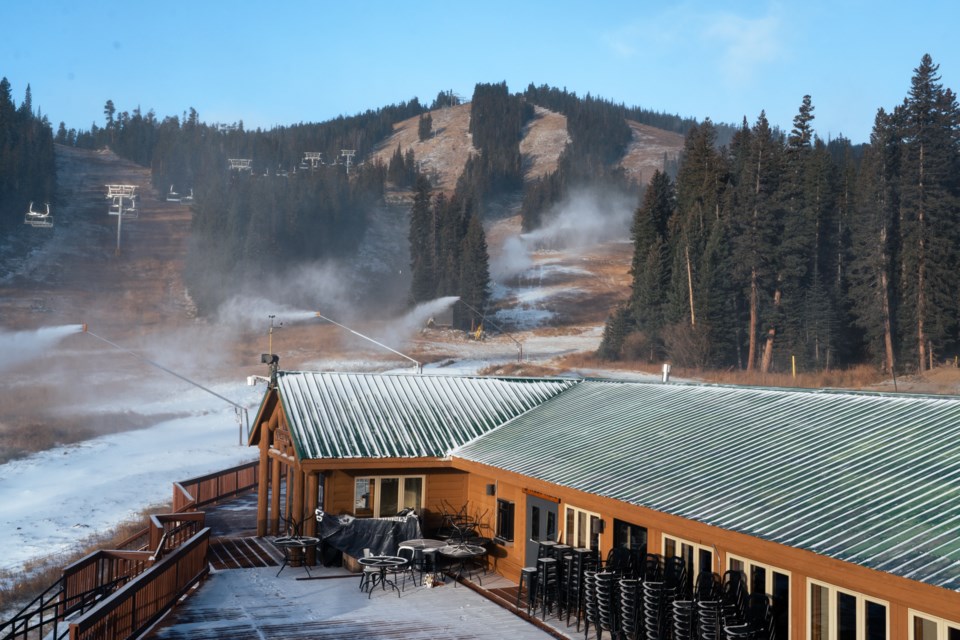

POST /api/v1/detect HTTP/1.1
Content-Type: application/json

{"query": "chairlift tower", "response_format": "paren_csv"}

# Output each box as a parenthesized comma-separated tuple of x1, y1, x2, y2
(303, 152, 323, 170)
(105, 184, 138, 256)
(340, 149, 356, 175)
(228, 158, 253, 172)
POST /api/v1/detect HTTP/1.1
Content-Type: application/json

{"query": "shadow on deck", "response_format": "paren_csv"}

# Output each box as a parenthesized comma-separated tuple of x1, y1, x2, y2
(154, 492, 589, 640)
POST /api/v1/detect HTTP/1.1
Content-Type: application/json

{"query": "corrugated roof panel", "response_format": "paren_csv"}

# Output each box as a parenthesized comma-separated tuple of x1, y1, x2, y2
(276, 371, 577, 460)
(454, 381, 960, 592)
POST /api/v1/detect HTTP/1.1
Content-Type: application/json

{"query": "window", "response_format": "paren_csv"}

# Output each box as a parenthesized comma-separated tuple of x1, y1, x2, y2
(613, 519, 647, 567)
(727, 554, 791, 640)
(353, 475, 424, 518)
(565, 505, 602, 552)
(613, 519, 647, 556)
(807, 579, 888, 640)
(910, 611, 960, 640)
(496, 499, 515, 542)
(663, 534, 713, 596)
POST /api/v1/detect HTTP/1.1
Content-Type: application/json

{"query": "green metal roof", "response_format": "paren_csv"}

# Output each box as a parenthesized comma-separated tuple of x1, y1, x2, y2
(454, 381, 960, 592)
(276, 371, 578, 460)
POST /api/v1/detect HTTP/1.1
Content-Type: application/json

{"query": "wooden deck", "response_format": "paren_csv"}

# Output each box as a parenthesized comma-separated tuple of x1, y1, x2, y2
(208, 536, 280, 570)
(143, 492, 591, 640)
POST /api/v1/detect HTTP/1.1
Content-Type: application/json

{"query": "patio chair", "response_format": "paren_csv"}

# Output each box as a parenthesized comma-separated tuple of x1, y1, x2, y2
(390, 546, 418, 589)
(359, 548, 378, 592)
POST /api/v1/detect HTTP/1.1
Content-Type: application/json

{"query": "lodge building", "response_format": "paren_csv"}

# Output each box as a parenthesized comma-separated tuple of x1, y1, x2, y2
(249, 371, 960, 639)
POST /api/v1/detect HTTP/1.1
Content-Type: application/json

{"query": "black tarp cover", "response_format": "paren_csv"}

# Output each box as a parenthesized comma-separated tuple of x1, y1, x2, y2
(315, 511, 421, 558)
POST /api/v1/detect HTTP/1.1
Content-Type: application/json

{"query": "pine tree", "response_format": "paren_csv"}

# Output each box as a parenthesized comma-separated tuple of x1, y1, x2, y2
(728, 113, 783, 371)
(457, 211, 491, 331)
(418, 112, 432, 141)
(409, 174, 437, 303)
(776, 96, 816, 362)
(850, 109, 901, 374)
(388, 143, 405, 185)
(897, 54, 960, 371)
(667, 121, 726, 335)
(597, 303, 630, 360)
(627, 170, 674, 359)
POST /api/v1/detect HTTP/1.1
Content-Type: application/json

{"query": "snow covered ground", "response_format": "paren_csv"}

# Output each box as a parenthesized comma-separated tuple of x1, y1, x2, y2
(0, 195, 648, 599)
(0, 381, 260, 579)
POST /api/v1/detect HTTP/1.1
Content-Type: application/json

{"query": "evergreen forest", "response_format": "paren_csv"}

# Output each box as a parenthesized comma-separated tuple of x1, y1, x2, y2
(5, 53, 959, 374)
(598, 55, 960, 376)
(0, 79, 55, 230)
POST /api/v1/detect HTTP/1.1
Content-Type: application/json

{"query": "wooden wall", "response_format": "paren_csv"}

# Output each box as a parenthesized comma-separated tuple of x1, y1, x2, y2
(321, 467, 469, 534)
(453, 457, 960, 639)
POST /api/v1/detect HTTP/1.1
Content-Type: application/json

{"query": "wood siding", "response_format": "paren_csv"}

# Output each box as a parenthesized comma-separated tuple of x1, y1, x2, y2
(452, 457, 960, 639)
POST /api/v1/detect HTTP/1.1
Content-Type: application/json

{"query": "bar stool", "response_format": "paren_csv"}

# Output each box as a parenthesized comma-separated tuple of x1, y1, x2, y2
(569, 547, 597, 630)
(516, 566, 538, 613)
(535, 556, 559, 619)
(551, 544, 572, 616)
(537, 539, 558, 558)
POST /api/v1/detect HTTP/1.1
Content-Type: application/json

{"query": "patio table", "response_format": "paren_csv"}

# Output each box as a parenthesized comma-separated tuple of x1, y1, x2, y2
(273, 535, 320, 578)
(399, 538, 446, 583)
(439, 543, 487, 586)
(357, 555, 407, 598)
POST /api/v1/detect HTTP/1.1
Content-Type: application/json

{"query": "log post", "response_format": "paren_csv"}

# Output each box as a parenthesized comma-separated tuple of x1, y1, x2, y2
(270, 456, 281, 536)
(305, 471, 319, 565)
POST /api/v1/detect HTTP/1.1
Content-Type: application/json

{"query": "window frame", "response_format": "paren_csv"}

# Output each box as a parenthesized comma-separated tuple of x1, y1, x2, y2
(662, 533, 715, 578)
(908, 610, 960, 640)
(352, 474, 425, 518)
(496, 498, 516, 543)
(564, 504, 602, 553)
(727, 553, 792, 640)
(806, 578, 889, 640)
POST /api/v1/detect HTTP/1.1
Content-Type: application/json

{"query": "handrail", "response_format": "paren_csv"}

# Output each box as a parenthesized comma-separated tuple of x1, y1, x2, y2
(2, 462, 256, 640)
(148, 512, 205, 553)
(1, 550, 152, 640)
(173, 460, 259, 512)
(0, 574, 67, 640)
(68, 528, 211, 640)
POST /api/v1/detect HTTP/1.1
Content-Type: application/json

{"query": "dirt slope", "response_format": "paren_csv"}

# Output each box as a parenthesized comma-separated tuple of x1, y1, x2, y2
(369, 104, 685, 197)
(1, 145, 194, 338)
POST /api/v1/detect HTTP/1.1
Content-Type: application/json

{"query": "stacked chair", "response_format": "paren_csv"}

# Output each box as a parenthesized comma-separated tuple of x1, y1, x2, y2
(619, 578, 642, 639)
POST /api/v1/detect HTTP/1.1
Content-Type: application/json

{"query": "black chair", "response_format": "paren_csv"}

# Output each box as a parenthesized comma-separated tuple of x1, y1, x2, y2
(695, 570, 721, 602)
(358, 548, 377, 592)
(643, 553, 664, 581)
(604, 546, 633, 576)
(390, 546, 418, 589)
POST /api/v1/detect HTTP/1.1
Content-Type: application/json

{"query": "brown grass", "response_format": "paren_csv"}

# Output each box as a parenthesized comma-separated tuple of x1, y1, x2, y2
(0, 402, 179, 465)
(476, 362, 564, 378)
(0, 502, 169, 619)
(557, 353, 887, 390)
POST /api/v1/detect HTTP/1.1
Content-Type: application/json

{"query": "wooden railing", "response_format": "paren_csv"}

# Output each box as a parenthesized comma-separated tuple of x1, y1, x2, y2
(172, 460, 260, 512)
(147, 513, 205, 558)
(2, 463, 255, 639)
(0, 549, 154, 640)
(61, 550, 153, 614)
(67, 528, 210, 640)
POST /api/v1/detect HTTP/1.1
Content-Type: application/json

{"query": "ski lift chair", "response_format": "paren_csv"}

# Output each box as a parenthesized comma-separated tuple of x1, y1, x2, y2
(24, 202, 53, 228)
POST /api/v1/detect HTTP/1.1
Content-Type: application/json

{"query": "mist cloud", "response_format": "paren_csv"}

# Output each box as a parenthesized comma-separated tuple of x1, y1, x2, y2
(491, 187, 634, 281)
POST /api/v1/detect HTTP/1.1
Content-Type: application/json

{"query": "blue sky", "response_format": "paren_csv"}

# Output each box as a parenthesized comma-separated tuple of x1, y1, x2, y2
(2, 1, 958, 144)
